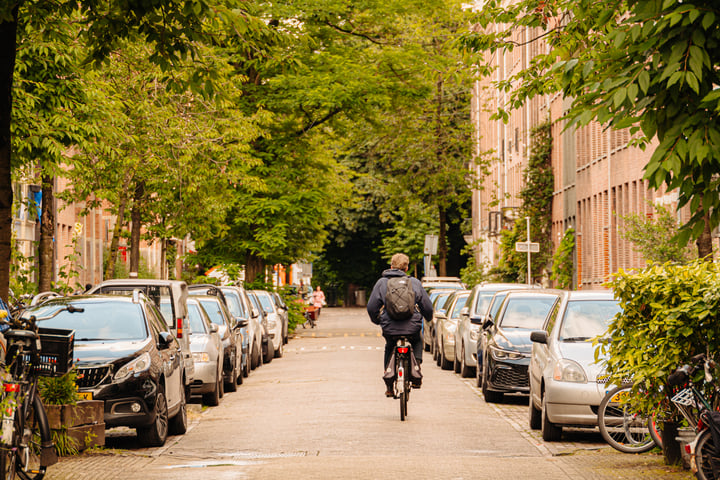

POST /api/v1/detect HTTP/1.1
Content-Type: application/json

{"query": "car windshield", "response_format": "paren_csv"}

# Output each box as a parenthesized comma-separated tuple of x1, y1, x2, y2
(499, 296, 557, 329)
(474, 291, 499, 315)
(198, 299, 226, 327)
(222, 291, 243, 318)
(449, 295, 469, 319)
(187, 303, 208, 334)
(488, 292, 510, 321)
(29, 301, 147, 341)
(255, 293, 274, 313)
(559, 299, 621, 341)
(433, 292, 452, 310)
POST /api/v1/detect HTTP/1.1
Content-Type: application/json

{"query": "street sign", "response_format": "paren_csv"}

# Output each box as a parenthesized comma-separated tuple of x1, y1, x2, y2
(424, 234, 438, 255)
(515, 241, 540, 253)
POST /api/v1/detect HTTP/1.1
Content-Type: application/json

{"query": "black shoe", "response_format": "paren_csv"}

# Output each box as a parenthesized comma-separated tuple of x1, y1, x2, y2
(411, 380, 422, 389)
(385, 388, 394, 398)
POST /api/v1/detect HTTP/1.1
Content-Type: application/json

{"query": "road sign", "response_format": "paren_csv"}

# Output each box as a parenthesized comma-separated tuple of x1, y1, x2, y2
(515, 241, 540, 253)
(424, 234, 438, 255)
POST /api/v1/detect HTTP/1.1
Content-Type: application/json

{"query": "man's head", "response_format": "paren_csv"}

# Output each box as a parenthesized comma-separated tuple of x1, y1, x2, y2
(390, 253, 409, 272)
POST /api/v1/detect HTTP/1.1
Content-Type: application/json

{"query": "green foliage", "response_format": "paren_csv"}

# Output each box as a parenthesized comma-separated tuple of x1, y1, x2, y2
(379, 201, 438, 275)
(54, 229, 83, 295)
(459, 240, 488, 288)
(550, 227, 575, 289)
(51, 427, 79, 457)
(620, 202, 695, 265)
(601, 260, 720, 417)
(490, 226, 523, 283)
(279, 286, 303, 333)
(38, 371, 80, 406)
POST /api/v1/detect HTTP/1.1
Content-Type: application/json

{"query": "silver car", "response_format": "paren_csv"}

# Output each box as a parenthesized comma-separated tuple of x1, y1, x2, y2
(220, 285, 263, 373)
(528, 290, 621, 441)
(434, 290, 469, 371)
(187, 298, 224, 406)
(424, 289, 454, 352)
(456, 283, 529, 378)
(250, 290, 285, 358)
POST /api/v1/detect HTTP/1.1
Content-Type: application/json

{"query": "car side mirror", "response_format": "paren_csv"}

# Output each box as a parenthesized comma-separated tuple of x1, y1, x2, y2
(158, 331, 175, 349)
(251, 309, 260, 319)
(460, 306, 469, 317)
(530, 331, 548, 344)
(210, 324, 219, 334)
(469, 314, 484, 326)
(482, 318, 494, 330)
(236, 319, 248, 328)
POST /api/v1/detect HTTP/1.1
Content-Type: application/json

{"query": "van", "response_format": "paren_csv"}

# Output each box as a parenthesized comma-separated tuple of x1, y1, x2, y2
(86, 279, 194, 392)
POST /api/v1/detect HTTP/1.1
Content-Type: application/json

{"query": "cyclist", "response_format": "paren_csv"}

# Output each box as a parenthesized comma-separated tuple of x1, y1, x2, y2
(367, 253, 433, 397)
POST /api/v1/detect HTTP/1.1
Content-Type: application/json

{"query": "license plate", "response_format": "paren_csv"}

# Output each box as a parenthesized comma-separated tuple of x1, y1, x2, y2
(77, 391, 93, 400)
(610, 390, 630, 403)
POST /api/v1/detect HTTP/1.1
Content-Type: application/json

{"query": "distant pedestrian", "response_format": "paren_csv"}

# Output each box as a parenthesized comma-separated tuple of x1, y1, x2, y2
(312, 286, 326, 318)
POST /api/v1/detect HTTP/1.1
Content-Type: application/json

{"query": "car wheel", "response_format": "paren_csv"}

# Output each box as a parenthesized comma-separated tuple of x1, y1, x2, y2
(263, 338, 273, 364)
(169, 384, 188, 435)
(460, 344, 473, 378)
(453, 350, 461, 374)
(225, 355, 238, 393)
(475, 354, 483, 388)
(274, 340, 284, 358)
(482, 363, 503, 403)
(541, 394, 562, 441)
(137, 384, 169, 447)
(251, 341, 260, 370)
(440, 343, 453, 370)
(529, 388, 542, 430)
(243, 351, 251, 377)
(237, 355, 244, 385)
(203, 374, 221, 406)
(218, 370, 225, 398)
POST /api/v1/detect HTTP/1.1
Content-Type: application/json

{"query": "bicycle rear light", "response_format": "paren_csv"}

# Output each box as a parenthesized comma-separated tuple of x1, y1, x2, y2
(397, 347, 409, 354)
(3, 383, 19, 393)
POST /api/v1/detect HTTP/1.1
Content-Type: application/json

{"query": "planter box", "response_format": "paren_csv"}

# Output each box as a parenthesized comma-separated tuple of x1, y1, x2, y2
(45, 400, 105, 453)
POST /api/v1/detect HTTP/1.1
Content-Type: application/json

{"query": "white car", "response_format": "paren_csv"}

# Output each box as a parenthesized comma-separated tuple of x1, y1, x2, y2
(250, 290, 285, 358)
(187, 298, 224, 406)
(528, 290, 621, 441)
(434, 290, 469, 371)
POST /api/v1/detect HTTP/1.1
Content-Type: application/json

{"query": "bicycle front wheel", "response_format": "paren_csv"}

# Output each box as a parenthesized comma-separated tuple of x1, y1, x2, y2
(598, 385, 656, 453)
(16, 391, 51, 480)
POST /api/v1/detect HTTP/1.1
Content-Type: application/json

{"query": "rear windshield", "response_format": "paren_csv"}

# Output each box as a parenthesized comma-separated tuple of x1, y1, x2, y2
(98, 285, 174, 326)
(499, 296, 558, 329)
(30, 301, 148, 341)
(187, 303, 208, 334)
(222, 290, 244, 318)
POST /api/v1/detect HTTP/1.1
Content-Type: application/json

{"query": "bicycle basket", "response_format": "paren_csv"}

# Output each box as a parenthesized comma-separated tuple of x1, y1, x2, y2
(35, 328, 74, 377)
(671, 388, 696, 408)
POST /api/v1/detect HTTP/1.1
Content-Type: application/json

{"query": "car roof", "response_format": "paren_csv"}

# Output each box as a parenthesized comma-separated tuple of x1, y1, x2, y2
(566, 290, 615, 300)
(93, 279, 187, 287)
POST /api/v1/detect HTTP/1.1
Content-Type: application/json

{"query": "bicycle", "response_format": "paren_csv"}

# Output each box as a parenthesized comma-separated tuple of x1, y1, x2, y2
(392, 337, 414, 421)
(301, 308, 316, 329)
(0, 309, 74, 479)
(597, 383, 662, 453)
(667, 353, 720, 480)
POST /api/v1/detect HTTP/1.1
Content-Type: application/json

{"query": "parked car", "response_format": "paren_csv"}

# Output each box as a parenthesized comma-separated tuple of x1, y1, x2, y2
(249, 290, 286, 358)
(528, 290, 621, 441)
(190, 292, 244, 393)
(25, 294, 188, 447)
(86, 279, 194, 398)
(247, 291, 274, 365)
(271, 291, 289, 345)
(220, 285, 262, 374)
(434, 290, 470, 371)
(422, 276, 465, 292)
(423, 289, 454, 352)
(455, 283, 530, 378)
(186, 298, 224, 406)
(479, 289, 563, 403)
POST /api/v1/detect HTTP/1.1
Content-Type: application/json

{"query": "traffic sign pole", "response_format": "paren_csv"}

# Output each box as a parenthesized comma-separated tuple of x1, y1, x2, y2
(526, 217, 531, 285)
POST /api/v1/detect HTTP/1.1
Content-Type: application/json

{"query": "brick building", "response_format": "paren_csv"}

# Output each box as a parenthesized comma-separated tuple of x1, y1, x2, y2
(470, 25, 685, 289)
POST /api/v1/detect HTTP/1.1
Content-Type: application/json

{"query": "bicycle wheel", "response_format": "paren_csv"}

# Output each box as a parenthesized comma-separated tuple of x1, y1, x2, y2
(16, 392, 50, 480)
(399, 391, 407, 421)
(695, 429, 717, 480)
(598, 385, 656, 453)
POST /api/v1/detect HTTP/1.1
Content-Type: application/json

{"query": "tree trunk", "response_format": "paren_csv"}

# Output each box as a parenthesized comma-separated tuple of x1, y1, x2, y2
(38, 173, 54, 291)
(0, 11, 18, 303)
(105, 195, 127, 279)
(696, 210, 713, 261)
(245, 252, 264, 286)
(438, 206, 448, 276)
(661, 421, 682, 465)
(129, 180, 144, 277)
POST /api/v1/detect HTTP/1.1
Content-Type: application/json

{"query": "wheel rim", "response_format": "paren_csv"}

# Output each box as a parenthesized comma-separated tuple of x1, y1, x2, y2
(156, 392, 169, 440)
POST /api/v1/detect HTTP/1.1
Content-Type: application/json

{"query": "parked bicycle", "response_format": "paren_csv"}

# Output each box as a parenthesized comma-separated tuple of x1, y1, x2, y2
(667, 353, 720, 480)
(597, 383, 662, 453)
(0, 307, 74, 479)
(301, 308, 316, 329)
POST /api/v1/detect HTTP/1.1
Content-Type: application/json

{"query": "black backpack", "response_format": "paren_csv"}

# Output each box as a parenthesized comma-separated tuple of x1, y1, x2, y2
(385, 276, 416, 320)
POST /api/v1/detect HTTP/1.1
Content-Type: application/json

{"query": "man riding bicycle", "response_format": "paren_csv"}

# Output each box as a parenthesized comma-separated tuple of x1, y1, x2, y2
(367, 253, 433, 397)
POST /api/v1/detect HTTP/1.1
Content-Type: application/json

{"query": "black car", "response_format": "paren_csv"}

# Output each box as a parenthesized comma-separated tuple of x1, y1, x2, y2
(24, 294, 188, 447)
(479, 290, 562, 403)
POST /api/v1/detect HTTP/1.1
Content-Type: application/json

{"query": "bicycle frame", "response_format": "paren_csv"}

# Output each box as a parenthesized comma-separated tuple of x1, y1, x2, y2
(394, 337, 412, 421)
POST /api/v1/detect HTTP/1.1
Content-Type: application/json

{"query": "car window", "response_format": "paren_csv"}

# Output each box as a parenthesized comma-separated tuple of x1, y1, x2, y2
(98, 285, 174, 319)
(222, 290, 243, 318)
(488, 292, 509, 321)
(449, 295, 469, 320)
(545, 300, 561, 334)
(474, 291, 499, 315)
(32, 301, 148, 341)
(433, 292, 452, 311)
(559, 299, 621, 341)
(187, 303, 209, 334)
(144, 303, 168, 339)
(198, 299, 227, 327)
(498, 296, 558, 329)
(255, 293, 275, 313)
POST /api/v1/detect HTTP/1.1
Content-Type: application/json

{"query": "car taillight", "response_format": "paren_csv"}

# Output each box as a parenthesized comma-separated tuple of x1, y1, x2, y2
(176, 318, 183, 339)
(3, 383, 19, 393)
(398, 347, 409, 354)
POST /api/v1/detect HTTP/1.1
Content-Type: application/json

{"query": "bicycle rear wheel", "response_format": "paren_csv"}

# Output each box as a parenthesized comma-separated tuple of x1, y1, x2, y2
(695, 429, 717, 480)
(16, 391, 50, 480)
(598, 385, 656, 453)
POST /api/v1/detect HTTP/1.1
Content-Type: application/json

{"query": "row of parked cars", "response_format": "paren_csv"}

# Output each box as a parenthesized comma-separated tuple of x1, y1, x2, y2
(424, 278, 621, 442)
(20, 279, 291, 447)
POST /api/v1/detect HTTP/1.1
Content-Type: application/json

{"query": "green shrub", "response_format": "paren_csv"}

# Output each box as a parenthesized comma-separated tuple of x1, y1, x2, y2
(39, 371, 80, 406)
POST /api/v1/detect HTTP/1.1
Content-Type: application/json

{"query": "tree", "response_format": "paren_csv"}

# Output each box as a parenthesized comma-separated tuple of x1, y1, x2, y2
(0, 0, 247, 300)
(461, 0, 720, 259)
(620, 202, 695, 264)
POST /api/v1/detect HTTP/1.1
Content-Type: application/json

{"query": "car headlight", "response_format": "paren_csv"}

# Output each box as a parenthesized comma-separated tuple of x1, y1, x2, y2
(490, 345, 526, 361)
(115, 352, 151, 381)
(193, 352, 210, 363)
(469, 326, 480, 341)
(553, 359, 587, 383)
(267, 319, 277, 330)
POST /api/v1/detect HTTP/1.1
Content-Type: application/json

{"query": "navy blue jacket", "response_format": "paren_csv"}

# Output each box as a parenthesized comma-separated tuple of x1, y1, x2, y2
(367, 269, 434, 336)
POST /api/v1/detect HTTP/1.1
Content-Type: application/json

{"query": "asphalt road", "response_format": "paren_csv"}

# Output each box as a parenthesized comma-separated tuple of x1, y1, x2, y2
(46, 307, 692, 480)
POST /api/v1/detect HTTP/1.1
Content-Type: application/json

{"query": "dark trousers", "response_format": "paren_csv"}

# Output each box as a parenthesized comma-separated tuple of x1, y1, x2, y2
(383, 332, 423, 370)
